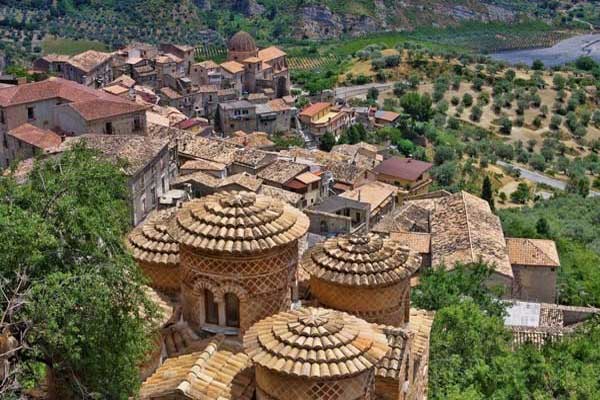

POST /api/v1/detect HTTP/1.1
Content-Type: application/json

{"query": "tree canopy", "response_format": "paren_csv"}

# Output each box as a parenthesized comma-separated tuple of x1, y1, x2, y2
(0, 145, 157, 398)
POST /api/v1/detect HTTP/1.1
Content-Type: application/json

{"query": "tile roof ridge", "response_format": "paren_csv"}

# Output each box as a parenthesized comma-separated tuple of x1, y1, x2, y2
(461, 191, 476, 263)
(525, 238, 557, 266)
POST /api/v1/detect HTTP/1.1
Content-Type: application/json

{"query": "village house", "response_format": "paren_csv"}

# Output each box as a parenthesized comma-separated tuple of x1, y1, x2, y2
(299, 102, 353, 141)
(506, 238, 561, 303)
(0, 77, 149, 169)
(179, 158, 227, 178)
(172, 171, 262, 197)
(373, 157, 433, 196)
(4, 123, 62, 163)
(374, 191, 563, 301)
(306, 195, 370, 235)
(34, 50, 114, 88)
(339, 180, 398, 226)
(256, 159, 309, 189)
(229, 148, 277, 175)
(218, 100, 257, 134)
(61, 134, 171, 225)
(324, 159, 376, 193)
(225, 131, 276, 151)
(374, 110, 401, 127)
(282, 171, 323, 208)
(190, 60, 222, 87)
(158, 43, 194, 75)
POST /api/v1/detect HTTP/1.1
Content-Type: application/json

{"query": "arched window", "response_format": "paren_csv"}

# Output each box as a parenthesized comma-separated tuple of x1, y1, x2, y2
(204, 289, 219, 325)
(224, 293, 240, 328)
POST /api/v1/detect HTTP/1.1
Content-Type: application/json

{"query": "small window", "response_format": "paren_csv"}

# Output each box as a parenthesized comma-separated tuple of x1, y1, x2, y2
(134, 116, 142, 131)
(204, 290, 219, 325)
(0, 109, 5, 124)
(225, 293, 240, 328)
(27, 107, 35, 120)
(105, 122, 113, 135)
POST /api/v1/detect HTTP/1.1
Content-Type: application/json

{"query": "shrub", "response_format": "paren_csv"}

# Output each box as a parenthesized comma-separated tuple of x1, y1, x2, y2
(451, 96, 460, 106)
(462, 93, 473, 107)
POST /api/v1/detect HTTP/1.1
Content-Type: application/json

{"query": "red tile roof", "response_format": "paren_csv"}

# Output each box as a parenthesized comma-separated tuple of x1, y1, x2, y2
(299, 102, 330, 118)
(374, 157, 433, 181)
(0, 78, 147, 121)
(67, 99, 148, 121)
(7, 123, 62, 150)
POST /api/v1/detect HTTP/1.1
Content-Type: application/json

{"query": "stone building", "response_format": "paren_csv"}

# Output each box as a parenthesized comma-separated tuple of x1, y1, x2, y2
(243, 307, 390, 400)
(34, 50, 114, 88)
(126, 208, 180, 293)
(0, 77, 148, 169)
(506, 238, 560, 303)
(373, 157, 433, 197)
(169, 191, 309, 336)
(303, 234, 421, 326)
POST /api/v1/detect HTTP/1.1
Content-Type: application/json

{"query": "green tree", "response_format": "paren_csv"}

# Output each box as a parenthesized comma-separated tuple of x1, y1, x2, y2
(511, 182, 531, 204)
(481, 175, 495, 212)
(319, 131, 336, 152)
(0, 146, 157, 398)
(532, 59, 545, 70)
(536, 217, 551, 237)
(400, 92, 433, 122)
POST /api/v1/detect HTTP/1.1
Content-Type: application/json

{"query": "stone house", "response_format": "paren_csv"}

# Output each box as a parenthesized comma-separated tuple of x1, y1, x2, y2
(257, 159, 309, 189)
(190, 60, 222, 87)
(374, 110, 401, 127)
(0, 77, 148, 169)
(339, 181, 398, 226)
(306, 195, 370, 235)
(4, 123, 62, 164)
(324, 160, 376, 193)
(218, 100, 257, 134)
(283, 171, 322, 208)
(34, 50, 114, 88)
(229, 148, 277, 175)
(158, 43, 194, 75)
(61, 134, 171, 226)
(506, 238, 560, 303)
(373, 157, 433, 196)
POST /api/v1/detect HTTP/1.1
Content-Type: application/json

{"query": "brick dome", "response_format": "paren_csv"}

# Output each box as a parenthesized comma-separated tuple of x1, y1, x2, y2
(304, 233, 420, 287)
(228, 31, 257, 53)
(171, 191, 309, 255)
(244, 307, 389, 379)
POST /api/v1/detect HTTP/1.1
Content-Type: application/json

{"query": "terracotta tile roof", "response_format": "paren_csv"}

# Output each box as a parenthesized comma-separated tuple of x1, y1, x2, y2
(267, 98, 291, 112)
(220, 172, 263, 192)
(170, 191, 309, 255)
(145, 286, 176, 327)
(180, 159, 226, 172)
(160, 86, 182, 100)
(324, 160, 365, 185)
(390, 231, 431, 254)
(172, 170, 220, 188)
(196, 60, 219, 69)
(257, 160, 308, 185)
(243, 307, 389, 378)
(68, 50, 112, 72)
(67, 98, 148, 121)
(430, 191, 513, 278)
(506, 238, 560, 267)
(155, 54, 182, 64)
(375, 326, 411, 379)
(126, 208, 179, 266)
(257, 46, 286, 62)
(140, 335, 254, 400)
(372, 202, 431, 234)
(220, 60, 245, 74)
(258, 185, 302, 206)
(280, 147, 345, 165)
(408, 309, 435, 360)
(175, 118, 205, 130)
(7, 123, 61, 150)
(299, 102, 330, 118)
(304, 234, 421, 287)
(374, 157, 433, 182)
(233, 148, 274, 168)
(331, 142, 378, 159)
(40, 54, 70, 63)
(102, 85, 129, 96)
(179, 136, 239, 165)
(110, 74, 136, 88)
(242, 56, 261, 63)
(0, 77, 139, 108)
(374, 110, 401, 123)
(226, 131, 274, 149)
(295, 171, 321, 185)
(198, 84, 219, 93)
(61, 134, 168, 176)
(339, 181, 398, 213)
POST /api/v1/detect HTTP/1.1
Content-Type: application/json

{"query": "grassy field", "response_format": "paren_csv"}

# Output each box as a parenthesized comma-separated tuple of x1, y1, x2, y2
(41, 38, 109, 55)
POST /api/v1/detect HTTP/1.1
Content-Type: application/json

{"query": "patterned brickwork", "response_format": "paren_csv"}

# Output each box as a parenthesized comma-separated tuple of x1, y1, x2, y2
(310, 278, 411, 325)
(138, 261, 181, 293)
(256, 366, 373, 400)
(180, 242, 298, 334)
